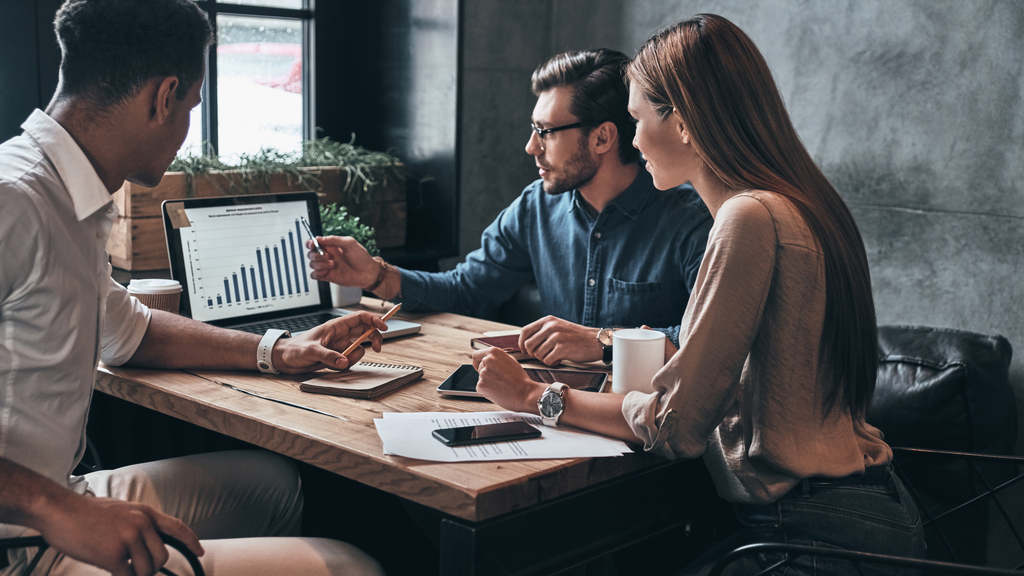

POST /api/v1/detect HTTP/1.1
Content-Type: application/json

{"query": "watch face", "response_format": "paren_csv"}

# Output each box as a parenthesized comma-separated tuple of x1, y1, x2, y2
(598, 329, 614, 346)
(538, 391, 564, 418)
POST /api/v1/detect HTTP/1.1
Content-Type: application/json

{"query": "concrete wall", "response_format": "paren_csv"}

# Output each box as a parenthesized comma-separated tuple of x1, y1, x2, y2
(457, 0, 1024, 446)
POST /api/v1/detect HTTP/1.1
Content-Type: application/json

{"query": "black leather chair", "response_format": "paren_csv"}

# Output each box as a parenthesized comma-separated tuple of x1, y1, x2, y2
(868, 325, 1017, 566)
(868, 325, 1016, 455)
(0, 533, 204, 576)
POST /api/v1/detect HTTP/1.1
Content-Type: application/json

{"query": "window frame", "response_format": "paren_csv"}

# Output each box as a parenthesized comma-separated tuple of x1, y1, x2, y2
(192, 1, 315, 155)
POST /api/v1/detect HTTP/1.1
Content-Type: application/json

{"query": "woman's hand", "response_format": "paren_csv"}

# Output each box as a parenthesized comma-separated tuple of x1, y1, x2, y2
(472, 348, 545, 413)
(474, 346, 642, 444)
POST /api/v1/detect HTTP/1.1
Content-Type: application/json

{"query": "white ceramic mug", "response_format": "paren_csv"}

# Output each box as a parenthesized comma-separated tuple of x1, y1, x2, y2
(127, 279, 182, 314)
(611, 329, 666, 395)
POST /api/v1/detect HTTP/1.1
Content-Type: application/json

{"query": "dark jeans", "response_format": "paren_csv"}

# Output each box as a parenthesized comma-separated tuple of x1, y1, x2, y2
(681, 467, 926, 575)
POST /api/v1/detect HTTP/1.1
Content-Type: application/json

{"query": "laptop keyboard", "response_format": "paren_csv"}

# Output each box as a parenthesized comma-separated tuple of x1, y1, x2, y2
(234, 312, 341, 335)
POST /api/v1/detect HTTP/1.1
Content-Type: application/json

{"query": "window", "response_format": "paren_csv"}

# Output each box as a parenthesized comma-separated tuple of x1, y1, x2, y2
(183, 1, 313, 162)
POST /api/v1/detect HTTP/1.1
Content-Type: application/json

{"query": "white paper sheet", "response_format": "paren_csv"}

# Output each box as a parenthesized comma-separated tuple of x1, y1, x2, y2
(374, 411, 633, 462)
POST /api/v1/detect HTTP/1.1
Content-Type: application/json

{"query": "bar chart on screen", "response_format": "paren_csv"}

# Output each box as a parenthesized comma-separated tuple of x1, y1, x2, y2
(178, 199, 321, 322)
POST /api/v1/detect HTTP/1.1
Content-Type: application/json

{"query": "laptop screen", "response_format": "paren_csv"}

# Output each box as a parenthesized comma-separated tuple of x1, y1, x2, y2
(163, 192, 331, 325)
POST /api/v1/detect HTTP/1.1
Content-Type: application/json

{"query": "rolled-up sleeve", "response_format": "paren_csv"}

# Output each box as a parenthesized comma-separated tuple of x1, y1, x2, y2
(621, 196, 778, 460)
(100, 275, 151, 366)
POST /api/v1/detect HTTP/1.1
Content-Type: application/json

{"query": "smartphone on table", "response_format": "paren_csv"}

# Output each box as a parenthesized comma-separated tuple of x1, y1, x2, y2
(436, 364, 608, 397)
(432, 421, 542, 447)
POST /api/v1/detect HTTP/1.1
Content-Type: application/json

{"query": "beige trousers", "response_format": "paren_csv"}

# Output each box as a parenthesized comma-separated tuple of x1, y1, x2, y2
(12, 451, 383, 576)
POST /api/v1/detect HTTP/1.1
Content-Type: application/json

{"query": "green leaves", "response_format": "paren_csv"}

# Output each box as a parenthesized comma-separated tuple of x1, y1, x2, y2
(299, 133, 406, 208)
(319, 203, 380, 257)
(167, 148, 230, 174)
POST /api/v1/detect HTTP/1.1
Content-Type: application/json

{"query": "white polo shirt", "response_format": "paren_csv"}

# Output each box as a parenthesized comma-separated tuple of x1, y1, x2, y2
(0, 110, 151, 493)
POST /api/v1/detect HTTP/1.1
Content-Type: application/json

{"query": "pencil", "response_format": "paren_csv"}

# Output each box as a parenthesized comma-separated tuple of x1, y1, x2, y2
(342, 303, 402, 357)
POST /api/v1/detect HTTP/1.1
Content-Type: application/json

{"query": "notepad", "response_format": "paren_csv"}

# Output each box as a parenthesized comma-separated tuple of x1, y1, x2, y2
(470, 334, 529, 361)
(300, 362, 424, 399)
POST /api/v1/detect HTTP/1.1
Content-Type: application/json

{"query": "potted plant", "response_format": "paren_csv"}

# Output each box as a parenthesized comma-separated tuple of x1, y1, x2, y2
(319, 202, 380, 307)
(107, 135, 409, 272)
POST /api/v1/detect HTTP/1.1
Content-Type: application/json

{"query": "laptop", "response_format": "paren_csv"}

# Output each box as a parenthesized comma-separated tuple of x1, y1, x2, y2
(161, 192, 420, 338)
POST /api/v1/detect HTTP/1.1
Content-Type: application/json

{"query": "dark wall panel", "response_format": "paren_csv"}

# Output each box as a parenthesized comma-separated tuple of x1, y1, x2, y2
(315, 0, 460, 265)
(0, 1, 41, 141)
(36, 0, 63, 107)
(0, 0, 63, 142)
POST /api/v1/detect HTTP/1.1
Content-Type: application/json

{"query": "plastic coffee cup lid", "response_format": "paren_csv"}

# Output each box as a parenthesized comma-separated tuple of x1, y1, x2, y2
(127, 279, 182, 294)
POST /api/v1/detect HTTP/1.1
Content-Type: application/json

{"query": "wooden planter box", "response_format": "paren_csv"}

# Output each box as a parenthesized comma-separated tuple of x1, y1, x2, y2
(107, 167, 406, 270)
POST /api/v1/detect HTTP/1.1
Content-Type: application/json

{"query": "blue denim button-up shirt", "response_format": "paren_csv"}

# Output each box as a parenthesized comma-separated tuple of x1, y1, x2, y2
(398, 169, 712, 346)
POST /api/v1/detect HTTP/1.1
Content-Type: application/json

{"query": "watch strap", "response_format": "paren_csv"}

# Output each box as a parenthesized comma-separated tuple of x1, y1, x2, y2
(539, 382, 569, 427)
(598, 327, 614, 365)
(257, 329, 291, 374)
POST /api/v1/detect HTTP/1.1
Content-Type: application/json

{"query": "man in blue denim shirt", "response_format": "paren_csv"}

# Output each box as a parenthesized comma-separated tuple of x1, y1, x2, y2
(308, 49, 711, 365)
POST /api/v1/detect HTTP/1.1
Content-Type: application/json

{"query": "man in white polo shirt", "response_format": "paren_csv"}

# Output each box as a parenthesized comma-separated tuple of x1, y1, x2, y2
(0, 1, 384, 575)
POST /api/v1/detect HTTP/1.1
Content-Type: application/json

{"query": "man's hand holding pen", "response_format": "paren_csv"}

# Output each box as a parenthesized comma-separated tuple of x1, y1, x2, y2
(305, 236, 379, 287)
(271, 311, 388, 374)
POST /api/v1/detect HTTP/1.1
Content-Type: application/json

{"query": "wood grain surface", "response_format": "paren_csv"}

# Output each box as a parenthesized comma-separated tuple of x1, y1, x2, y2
(95, 298, 662, 522)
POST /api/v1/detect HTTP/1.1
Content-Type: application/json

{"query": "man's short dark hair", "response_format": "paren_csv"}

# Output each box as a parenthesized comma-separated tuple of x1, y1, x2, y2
(54, 0, 214, 107)
(531, 49, 639, 165)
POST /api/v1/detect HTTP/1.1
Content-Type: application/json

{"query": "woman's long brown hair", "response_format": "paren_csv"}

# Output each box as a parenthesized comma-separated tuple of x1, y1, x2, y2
(627, 14, 878, 418)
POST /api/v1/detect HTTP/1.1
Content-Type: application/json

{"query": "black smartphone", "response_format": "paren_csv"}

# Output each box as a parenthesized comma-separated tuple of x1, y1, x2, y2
(436, 364, 608, 397)
(435, 364, 481, 397)
(432, 421, 542, 447)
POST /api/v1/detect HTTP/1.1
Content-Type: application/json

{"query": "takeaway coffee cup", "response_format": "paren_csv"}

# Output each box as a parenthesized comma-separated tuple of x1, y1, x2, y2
(611, 329, 666, 395)
(127, 279, 182, 314)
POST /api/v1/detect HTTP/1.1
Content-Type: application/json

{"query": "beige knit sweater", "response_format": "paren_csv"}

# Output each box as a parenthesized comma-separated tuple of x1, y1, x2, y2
(622, 190, 891, 504)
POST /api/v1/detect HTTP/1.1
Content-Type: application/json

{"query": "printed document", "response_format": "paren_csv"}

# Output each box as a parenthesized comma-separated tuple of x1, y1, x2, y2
(375, 411, 632, 462)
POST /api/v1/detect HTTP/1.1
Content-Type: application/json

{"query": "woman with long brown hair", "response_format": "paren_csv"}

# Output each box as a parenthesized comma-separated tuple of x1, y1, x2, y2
(473, 13, 925, 574)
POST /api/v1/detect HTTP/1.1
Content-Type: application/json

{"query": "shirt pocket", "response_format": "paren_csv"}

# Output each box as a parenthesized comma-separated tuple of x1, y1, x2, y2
(603, 278, 665, 327)
(608, 278, 662, 296)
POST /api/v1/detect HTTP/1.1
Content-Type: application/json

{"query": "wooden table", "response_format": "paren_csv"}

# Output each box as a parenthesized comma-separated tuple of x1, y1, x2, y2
(96, 299, 717, 575)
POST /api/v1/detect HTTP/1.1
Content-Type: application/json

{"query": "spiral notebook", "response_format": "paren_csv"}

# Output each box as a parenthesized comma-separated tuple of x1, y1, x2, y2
(300, 362, 424, 399)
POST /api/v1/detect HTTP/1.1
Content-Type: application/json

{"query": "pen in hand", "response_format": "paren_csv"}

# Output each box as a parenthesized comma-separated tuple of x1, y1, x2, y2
(300, 216, 325, 256)
(342, 303, 402, 357)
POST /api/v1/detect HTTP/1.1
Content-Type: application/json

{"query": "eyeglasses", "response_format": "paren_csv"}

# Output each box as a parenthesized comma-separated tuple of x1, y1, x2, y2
(530, 121, 586, 149)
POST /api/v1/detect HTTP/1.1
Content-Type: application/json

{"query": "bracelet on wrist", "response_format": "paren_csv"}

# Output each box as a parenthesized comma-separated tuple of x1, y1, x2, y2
(365, 258, 388, 293)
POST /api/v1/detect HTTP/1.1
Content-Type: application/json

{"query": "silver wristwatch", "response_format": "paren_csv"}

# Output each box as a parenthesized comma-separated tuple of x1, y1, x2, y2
(538, 382, 569, 427)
